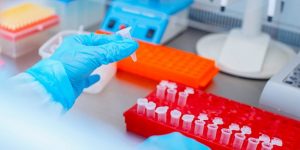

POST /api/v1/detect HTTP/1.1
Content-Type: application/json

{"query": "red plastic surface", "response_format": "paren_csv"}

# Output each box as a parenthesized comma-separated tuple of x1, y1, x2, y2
(124, 82, 300, 150)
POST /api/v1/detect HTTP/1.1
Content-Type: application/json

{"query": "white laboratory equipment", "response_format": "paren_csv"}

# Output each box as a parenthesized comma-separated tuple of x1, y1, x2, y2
(260, 53, 300, 120)
(39, 29, 117, 94)
(195, 0, 296, 79)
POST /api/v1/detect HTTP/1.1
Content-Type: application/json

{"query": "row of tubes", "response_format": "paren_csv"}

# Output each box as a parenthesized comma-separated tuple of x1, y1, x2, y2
(156, 82, 193, 107)
(136, 98, 280, 150)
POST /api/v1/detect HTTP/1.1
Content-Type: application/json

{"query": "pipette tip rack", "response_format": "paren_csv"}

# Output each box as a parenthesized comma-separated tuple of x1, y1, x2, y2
(124, 81, 300, 150)
(0, 3, 59, 41)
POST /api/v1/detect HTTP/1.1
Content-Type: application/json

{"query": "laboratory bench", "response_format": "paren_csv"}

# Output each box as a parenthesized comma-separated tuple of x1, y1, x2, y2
(2, 27, 267, 140)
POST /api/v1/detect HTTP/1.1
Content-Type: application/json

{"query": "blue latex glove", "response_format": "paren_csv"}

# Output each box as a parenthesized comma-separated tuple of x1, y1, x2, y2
(26, 34, 138, 110)
(138, 132, 211, 150)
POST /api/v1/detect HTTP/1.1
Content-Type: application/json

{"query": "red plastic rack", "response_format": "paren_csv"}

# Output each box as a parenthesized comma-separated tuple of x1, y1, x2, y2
(124, 81, 300, 150)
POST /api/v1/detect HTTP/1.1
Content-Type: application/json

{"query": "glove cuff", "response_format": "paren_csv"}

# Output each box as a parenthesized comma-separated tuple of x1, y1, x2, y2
(26, 59, 76, 110)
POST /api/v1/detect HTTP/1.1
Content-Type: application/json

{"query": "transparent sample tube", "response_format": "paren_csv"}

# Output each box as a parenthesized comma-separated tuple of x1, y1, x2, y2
(170, 109, 182, 127)
(116, 27, 137, 62)
(155, 106, 169, 123)
(156, 84, 167, 100)
(182, 114, 195, 131)
(177, 92, 188, 107)
(137, 98, 148, 115)
(194, 120, 205, 136)
(166, 82, 177, 89)
(233, 133, 246, 150)
(146, 102, 156, 118)
(261, 142, 273, 150)
(207, 124, 218, 141)
(166, 88, 177, 103)
(184, 87, 195, 94)
(246, 138, 259, 150)
(219, 128, 232, 145)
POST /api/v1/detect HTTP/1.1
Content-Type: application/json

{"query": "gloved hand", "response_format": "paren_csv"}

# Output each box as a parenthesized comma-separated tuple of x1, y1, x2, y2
(26, 34, 138, 110)
(138, 132, 211, 150)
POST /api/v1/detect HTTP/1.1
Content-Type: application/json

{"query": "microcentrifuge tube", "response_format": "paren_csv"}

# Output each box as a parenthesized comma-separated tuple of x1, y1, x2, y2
(184, 87, 195, 94)
(233, 133, 246, 150)
(246, 138, 259, 150)
(219, 128, 232, 145)
(170, 109, 182, 127)
(146, 102, 156, 118)
(166, 88, 177, 103)
(156, 84, 167, 100)
(182, 114, 194, 131)
(194, 120, 206, 136)
(116, 27, 137, 62)
(155, 106, 169, 123)
(207, 124, 218, 141)
(159, 80, 169, 87)
(137, 98, 148, 115)
(177, 92, 188, 107)
(261, 142, 273, 150)
(166, 82, 177, 89)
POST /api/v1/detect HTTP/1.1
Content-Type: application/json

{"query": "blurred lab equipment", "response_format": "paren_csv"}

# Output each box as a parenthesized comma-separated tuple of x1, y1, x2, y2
(101, 0, 193, 44)
(0, 3, 59, 58)
(260, 52, 300, 120)
(39, 29, 117, 94)
(42, 0, 107, 30)
(196, 0, 296, 79)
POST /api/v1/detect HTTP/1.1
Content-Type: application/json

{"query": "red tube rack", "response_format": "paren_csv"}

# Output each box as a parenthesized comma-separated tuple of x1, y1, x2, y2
(124, 81, 300, 150)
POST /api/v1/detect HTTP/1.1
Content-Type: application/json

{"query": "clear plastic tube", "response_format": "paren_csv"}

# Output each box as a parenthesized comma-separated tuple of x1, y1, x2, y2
(166, 88, 177, 103)
(155, 106, 168, 123)
(137, 98, 148, 115)
(170, 109, 182, 127)
(219, 128, 232, 145)
(261, 142, 273, 150)
(182, 114, 194, 131)
(145, 102, 156, 118)
(194, 120, 205, 136)
(116, 27, 137, 62)
(177, 92, 188, 107)
(207, 124, 218, 141)
(246, 138, 259, 150)
(233, 133, 246, 150)
(156, 85, 167, 100)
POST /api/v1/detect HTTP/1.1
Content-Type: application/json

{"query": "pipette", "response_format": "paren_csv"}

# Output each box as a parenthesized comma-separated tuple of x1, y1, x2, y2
(221, 0, 228, 12)
(267, 0, 277, 22)
(137, 98, 148, 115)
(182, 114, 195, 131)
(170, 109, 182, 127)
(116, 27, 137, 62)
(146, 102, 156, 118)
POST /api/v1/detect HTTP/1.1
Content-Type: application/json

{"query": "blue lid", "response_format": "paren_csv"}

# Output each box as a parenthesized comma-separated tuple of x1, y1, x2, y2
(113, 0, 193, 15)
